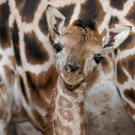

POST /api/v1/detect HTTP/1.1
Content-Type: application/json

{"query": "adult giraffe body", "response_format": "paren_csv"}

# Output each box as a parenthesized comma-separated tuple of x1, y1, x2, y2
(0, 0, 134, 135)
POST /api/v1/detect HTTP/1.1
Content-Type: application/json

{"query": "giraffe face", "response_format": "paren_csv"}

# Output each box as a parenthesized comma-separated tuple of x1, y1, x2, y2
(53, 20, 103, 86)
(46, 5, 132, 86)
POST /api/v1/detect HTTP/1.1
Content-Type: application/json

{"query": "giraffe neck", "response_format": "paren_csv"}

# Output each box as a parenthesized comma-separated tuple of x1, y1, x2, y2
(51, 76, 86, 135)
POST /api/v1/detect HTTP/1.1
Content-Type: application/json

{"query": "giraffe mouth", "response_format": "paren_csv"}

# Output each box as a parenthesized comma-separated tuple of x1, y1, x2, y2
(61, 70, 84, 86)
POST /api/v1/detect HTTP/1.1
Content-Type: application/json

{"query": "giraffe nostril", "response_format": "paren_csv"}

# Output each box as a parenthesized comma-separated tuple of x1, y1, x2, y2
(65, 64, 82, 74)
(65, 64, 71, 72)
(76, 66, 82, 74)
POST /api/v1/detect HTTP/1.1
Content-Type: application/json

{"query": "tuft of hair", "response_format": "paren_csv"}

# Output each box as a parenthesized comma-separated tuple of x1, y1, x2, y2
(73, 18, 96, 32)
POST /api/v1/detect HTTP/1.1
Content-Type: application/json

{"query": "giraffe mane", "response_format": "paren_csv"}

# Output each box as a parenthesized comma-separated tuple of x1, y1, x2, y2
(44, 88, 57, 135)
(73, 18, 96, 32)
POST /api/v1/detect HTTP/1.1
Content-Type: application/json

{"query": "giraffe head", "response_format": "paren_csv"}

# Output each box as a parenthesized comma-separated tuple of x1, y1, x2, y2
(46, 5, 131, 87)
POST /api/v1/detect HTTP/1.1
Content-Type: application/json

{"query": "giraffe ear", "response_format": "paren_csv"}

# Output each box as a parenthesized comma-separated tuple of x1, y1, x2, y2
(46, 5, 65, 40)
(102, 25, 132, 55)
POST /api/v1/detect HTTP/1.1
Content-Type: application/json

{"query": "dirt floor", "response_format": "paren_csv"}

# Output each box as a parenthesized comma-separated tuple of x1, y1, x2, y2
(8, 123, 17, 135)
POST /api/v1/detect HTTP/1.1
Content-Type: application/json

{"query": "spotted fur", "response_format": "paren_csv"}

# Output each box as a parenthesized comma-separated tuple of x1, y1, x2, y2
(0, 0, 134, 135)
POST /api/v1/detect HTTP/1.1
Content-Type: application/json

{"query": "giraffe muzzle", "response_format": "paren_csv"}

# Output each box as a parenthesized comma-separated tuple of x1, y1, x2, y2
(65, 63, 82, 74)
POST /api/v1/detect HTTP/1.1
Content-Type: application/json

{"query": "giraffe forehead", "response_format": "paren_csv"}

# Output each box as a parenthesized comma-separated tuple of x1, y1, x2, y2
(59, 25, 102, 54)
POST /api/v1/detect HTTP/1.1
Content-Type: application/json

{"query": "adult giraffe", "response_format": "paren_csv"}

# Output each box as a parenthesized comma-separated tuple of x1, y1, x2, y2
(0, 0, 134, 135)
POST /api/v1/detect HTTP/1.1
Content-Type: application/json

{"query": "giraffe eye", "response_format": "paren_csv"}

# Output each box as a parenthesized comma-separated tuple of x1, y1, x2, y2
(53, 43, 63, 53)
(93, 54, 103, 64)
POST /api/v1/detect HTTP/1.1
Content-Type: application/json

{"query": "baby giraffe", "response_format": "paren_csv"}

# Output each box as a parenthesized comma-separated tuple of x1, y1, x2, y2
(45, 5, 131, 135)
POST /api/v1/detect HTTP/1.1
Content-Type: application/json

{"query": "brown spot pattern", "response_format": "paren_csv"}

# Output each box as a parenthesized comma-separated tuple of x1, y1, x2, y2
(40, 4, 74, 35)
(4, 65, 14, 86)
(79, 0, 105, 27)
(15, 0, 40, 23)
(59, 108, 74, 121)
(59, 4, 75, 26)
(126, 1, 135, 25)
(19, 75, 28, 103)
(109, 53, 112, 59)
(32, 109, 45, 128)
(24, 31, 49, 65)
(101, 58, 111, 74)
(11, 21, 22, 66)
(119, 32, 135, 51)
(79, 102, 84, 116)
(117, 54, 135, 84)
(101, 29, 107, 37)
(54, 117, 72, 135)
(125, 104, 135, 115)
(124, 89, 135, 104)
(26, 65, 57, 110)
(58, 95, 72, 108)
(110, 0, 127, 10)
(0, 2, 11, 49)
(116, 60, 128, 84)
(114, 49, 118, 57)
(109, 16, 119, 28)
(122, 55, 135, 80)
(39, 11, 48, 35)
(8, 56, 16, 69)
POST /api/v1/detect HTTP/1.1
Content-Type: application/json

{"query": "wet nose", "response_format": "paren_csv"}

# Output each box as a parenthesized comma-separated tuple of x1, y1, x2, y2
(65, 63, 82, 74)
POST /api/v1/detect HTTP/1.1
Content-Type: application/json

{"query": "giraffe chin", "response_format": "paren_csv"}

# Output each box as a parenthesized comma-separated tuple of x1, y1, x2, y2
(63, 81, 82, 91)
(60, 75, 83, 91)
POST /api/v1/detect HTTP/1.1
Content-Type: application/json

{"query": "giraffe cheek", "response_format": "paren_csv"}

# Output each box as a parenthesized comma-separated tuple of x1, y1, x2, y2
(56, 50, 67, 73)
(56, 58, 66, 73)
(84, 59, 96, 77)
